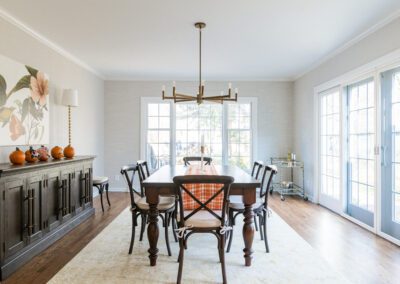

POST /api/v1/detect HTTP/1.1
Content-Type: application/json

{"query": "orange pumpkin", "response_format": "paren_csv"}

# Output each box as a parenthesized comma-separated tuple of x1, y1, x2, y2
(25, 146, 38, 163)
(64, 145, 75, 159)
(37, 145, 49, 161)
(51, 146, 64, 159)
(9, 147, 25, 165)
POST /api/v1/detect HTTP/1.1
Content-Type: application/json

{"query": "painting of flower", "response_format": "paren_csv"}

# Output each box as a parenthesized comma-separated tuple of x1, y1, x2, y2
(0, 54, 49, 146)
(30, 71, 49, 106)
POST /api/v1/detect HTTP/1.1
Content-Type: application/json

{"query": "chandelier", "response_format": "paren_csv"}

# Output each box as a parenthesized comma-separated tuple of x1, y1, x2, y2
(162, 22, 238, 104)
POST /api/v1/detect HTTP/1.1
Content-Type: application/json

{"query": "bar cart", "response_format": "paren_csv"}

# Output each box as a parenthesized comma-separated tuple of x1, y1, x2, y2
(270, 157, 307, 201)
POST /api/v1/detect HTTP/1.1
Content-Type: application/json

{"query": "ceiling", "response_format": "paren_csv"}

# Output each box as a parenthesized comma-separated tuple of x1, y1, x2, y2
(0, 0, 400, 80)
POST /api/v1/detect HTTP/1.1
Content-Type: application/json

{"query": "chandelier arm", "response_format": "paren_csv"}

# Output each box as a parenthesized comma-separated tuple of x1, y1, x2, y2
(203, 98, 223, 104)
(202, 95, 231, 100)
(174, 93, 198, 99)
(221, 97, 238, 101)
(174, 98, 198, 102)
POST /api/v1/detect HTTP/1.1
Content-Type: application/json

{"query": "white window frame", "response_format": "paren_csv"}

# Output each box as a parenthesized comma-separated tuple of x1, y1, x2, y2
(141, 97, 257, 169)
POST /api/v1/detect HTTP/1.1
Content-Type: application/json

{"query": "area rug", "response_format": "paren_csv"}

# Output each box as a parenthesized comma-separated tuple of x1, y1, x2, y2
(49, 208, 351, 284)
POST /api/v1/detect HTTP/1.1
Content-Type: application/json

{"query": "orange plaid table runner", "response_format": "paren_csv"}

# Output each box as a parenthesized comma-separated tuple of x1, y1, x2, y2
(182, 165, 223, 210)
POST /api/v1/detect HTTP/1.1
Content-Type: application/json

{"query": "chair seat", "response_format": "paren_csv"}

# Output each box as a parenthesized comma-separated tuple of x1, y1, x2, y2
(229, 195, 264, 210)
(93, 176, 109, 184)
(179, 210, 222, 228)
(134, 194, 175, 211)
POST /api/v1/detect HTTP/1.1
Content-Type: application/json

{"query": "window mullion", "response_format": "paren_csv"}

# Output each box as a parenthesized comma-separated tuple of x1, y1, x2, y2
(222, 103, 228, 165)
(171, 101, 176, 166)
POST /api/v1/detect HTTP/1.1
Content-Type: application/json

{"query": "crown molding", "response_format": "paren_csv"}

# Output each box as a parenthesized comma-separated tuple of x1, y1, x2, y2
(294, 9, 400, 81)
(104, 75, 293, 82)
(0, 7, 104, 79)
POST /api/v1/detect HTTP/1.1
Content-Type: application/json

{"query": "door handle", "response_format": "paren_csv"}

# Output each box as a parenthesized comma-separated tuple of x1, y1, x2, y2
(381, 146, 386, 167)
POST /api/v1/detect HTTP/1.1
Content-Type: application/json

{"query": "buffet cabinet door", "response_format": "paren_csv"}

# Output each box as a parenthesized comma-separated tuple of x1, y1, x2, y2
(44, 170, 62, 232)
(60, 170, 72, 222)
(70, 166, 84, 214)
(82, 165, 93, 209)
(3, 177, 27, 259)
(25, 175, 44, 243)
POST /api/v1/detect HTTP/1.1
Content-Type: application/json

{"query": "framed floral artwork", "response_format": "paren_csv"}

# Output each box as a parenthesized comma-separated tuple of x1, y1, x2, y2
(0, 54, 49, 146)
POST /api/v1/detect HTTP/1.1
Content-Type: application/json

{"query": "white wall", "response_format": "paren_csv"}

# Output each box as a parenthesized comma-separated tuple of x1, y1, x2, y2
(105, 81, 293, 190)
(293, 17, 400, 199)
(0, 17, 105, 175)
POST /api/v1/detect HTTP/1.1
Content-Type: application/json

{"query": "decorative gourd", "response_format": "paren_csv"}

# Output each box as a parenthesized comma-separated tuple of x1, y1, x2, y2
(37, 145, 49, 161)
(9, 147, 25, 165)
(25, 146, 38, 163)
(51, 146, 64, 159)
(63, 145, 75, 159)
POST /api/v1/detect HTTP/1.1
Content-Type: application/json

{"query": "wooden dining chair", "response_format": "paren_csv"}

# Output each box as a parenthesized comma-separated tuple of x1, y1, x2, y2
(173, 175, 234, 284)
(183, 156, 212, 166)
(121, 164, 177, 256)
(136, 160, 179, 244)
(226, 165, 277, 253)
(251, 160, 264, 179)
(250, 160, 264, 231)
(137, 160, 151, 191)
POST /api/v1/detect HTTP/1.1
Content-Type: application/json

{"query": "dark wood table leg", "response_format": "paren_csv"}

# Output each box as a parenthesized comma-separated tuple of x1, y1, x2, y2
(242, 188, 256, 266)
(146, 189, 160, 266)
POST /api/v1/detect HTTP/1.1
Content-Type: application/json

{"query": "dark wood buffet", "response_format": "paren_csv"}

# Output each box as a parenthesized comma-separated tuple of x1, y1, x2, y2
(0, 156, 95, 280)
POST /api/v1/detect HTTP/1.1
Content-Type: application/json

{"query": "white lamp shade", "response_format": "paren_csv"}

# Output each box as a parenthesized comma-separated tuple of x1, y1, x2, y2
(62, 89, 79, 107)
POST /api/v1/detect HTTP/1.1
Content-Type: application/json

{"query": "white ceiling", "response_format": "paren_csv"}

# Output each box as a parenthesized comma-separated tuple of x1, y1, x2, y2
(0, 0, 400, 80)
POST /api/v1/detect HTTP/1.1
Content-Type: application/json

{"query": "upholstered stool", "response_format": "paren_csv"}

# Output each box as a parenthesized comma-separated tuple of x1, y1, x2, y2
(93, 176, 110, 212)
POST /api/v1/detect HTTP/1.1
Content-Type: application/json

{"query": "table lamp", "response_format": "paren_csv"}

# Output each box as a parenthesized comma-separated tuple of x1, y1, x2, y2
(62, 89, 79, 158)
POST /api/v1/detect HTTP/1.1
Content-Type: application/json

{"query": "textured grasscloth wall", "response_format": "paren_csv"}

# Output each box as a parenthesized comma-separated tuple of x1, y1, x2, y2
(104, 81, 294, 190)
(0, 17, 105, 176)
(293, 17, 400, 200)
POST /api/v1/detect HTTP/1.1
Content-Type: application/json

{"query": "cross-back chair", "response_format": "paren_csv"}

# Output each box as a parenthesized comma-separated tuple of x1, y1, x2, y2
(173, 175, 234, 284)
(226, 165, 277, 253)
(121, 163, 177, 256)
(183, 156, 212, 166)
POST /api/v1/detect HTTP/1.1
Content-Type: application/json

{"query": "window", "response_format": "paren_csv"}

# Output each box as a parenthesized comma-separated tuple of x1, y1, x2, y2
(347, 79, 375, 212)
(319, 89, 341, 200)
(141, 98, 256, 171)
(175, 104, 223, 165)
(145, 102, 171, 169)
(227, 103, 252, 169)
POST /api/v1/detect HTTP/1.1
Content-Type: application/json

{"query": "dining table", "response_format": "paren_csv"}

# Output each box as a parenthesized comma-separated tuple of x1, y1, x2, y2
(143, 164, 260, 267)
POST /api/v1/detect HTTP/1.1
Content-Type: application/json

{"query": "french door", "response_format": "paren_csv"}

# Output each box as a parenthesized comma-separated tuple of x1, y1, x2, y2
(381, 67, 400, 240)
(316, 62, 400, 244)
(318, 88, 342, 213)
(346, 79, 375, 227)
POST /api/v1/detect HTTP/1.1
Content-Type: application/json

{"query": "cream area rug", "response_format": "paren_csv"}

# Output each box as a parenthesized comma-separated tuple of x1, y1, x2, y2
(49, 208, 351, 284)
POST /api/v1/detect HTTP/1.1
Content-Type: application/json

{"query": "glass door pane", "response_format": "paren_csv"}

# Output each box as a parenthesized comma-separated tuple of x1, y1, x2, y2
(346, 79, 375, 226)
(319, 89, 341, 212)
(381, 67, 400, 240)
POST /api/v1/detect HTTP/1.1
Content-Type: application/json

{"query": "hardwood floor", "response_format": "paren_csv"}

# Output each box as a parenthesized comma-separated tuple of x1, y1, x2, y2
(269, 194, 400, 284)
(3, 192, 400, 284)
